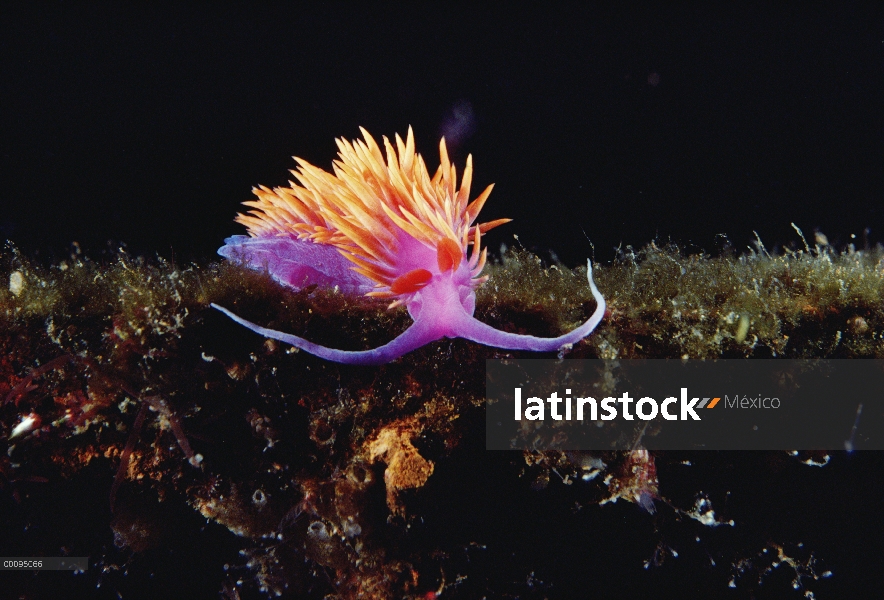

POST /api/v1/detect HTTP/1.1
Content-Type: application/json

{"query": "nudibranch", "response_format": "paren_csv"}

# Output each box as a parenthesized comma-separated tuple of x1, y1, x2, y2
(212, 127, 605, 365)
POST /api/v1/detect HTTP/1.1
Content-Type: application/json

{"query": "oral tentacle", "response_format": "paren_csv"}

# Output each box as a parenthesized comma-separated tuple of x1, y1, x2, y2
(210, 303, 441, 366)
(451, 260, 606, 352)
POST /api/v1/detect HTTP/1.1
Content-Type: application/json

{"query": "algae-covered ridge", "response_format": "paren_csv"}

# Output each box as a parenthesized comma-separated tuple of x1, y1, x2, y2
(1, 239, 882, 598)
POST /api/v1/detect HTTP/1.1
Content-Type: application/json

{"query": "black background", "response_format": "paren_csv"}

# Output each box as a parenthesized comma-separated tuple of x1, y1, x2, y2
(2, 4, 883, 266)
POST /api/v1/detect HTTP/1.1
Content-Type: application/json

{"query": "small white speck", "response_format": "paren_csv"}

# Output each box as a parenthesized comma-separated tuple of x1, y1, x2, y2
(11, 414, 38, 438)
(9, 271, 24, 296)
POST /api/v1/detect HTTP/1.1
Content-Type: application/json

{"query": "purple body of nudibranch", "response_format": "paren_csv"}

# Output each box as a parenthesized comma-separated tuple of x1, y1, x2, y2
(214, 238, 605, 365)
(219, 235, 373, 295)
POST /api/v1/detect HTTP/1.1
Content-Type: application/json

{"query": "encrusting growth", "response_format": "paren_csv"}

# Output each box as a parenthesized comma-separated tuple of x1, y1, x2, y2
(213, 127, 605, 364)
